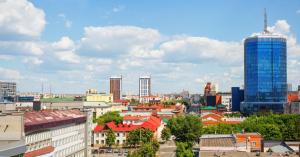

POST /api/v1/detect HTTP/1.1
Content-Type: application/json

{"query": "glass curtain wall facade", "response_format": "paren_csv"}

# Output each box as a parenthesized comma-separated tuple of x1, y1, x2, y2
(241, 35, 287, 114)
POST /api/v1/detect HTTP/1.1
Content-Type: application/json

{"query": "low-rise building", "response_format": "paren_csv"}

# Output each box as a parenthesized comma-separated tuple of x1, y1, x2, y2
(200, 133, 262, 152)
(93, 116, 164, 148)
(201, 112, 245, 126)
(86, 89, 113, 102)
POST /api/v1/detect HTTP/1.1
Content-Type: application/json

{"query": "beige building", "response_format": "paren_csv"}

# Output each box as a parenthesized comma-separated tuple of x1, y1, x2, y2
(0, 113, 26, 156)
(86, 89, 113, 102)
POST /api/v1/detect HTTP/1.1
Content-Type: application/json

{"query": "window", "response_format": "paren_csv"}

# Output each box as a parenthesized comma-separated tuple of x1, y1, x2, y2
(252, 141, 256, 146)
(96, 140, 99, 144)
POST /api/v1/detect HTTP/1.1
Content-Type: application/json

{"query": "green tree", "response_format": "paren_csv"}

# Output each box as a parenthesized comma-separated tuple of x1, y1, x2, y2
(127, 141, 160, 157)
(167, 115, 202, 142)
(176, 142, 194, 157)
(161, 127, 171, 141)
(94, 111, 123, 125)
(105, 129, 116, 147)
(127, 128, 153, 147)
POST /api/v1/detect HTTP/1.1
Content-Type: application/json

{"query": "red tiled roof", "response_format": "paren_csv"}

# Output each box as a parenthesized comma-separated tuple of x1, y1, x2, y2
(93, 116, 161, 133)
(141, 116, 161, 132)
(24, 146, 54, 157)
(94, 125, 105, 132)
(202, 113, 223, 121)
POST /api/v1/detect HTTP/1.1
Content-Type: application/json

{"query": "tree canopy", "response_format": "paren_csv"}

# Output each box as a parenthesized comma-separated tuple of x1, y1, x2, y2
(202, 114, 300, 141)
(94, 111, 123, 125)
(176, 142, 194, 157)
(161, 127, 171, 141)
(167, 115, 202, 143)
(105, 129, 116, 147)
(127, 141, 160, 157)
(127, 128, 153, 147)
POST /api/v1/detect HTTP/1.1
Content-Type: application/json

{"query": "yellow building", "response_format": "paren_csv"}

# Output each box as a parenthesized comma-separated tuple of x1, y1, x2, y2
(86, 89, 113, 102)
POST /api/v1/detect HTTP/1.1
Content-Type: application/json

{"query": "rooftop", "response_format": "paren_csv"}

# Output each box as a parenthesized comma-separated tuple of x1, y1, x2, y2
(94, 116, 161, 133)
(24, 109, 86, 133)
(40, 97, 76, 103)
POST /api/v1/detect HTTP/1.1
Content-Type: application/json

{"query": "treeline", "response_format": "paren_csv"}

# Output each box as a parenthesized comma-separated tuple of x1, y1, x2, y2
(202, 114, 300, 141)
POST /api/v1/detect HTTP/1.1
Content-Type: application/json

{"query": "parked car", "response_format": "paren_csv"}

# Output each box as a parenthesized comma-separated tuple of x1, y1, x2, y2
(106, 148, 113, 153)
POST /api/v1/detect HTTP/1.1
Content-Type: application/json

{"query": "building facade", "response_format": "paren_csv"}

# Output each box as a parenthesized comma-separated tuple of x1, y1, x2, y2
(231, 87, 244, 112)
(86, 89, 113, 102)
(24, 110, 88, 157)
(219, 93, 232, 111)
(0, 81, 16, 102)
(110, 76, 122, 101)
(93, 116, 163, 147)
(241, 23, 287, 114)
(139, 76, 151, 103)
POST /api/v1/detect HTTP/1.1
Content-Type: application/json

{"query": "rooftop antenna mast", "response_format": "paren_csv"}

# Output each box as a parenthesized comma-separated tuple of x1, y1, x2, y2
(264, 8, 269, 33)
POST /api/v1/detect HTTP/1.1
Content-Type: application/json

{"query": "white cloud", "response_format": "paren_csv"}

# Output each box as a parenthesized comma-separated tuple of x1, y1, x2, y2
(0, 41, 43, 56)
(160, 36, 243, 64)
(0, 55, 13, 60)
(268, 20, 290, 34)
(0, 0, 45, 39)
(0, 67, 21, 80)
(79, 26, 161, 57)
(52, 37, 80, 64)
(22, 57, 43, 65)
(54, 50, 80, 64)
(52, 36, 75, 50)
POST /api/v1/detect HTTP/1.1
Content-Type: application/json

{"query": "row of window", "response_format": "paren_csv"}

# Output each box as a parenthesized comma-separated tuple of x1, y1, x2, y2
(26, 139, 51, 152)
(54, 143, 85, 157)
(51, 124, 85, 136)
(53, 133, 84, 147)
(96, 132, 126, 138)
(26, 132, 51, 144)
(95, 139, 126, 145)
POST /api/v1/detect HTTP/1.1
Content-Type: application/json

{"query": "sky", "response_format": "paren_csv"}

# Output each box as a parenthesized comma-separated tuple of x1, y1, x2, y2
(0, 0, 300, 94)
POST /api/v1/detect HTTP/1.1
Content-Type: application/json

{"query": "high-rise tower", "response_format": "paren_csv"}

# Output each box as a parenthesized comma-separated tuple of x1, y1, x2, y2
(241, 10, 287, 114)
(110, 76, 122, 101)
(139, 76, 151, 103)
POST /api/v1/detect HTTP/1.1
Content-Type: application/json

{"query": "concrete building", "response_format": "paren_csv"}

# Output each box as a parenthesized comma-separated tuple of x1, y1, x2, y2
(110, 76, 122, 101)
(285, 101, 300, 114)
(86, 89, 113, 102)
(24, 110, 88, 157)
(200, 133, 262, 152)
(139, 76, 151, 103)
(0, 110, 91, 157)
(0, 81, 16, 102)
(219, 92, 232, 111)
(0, 113, 26, 157)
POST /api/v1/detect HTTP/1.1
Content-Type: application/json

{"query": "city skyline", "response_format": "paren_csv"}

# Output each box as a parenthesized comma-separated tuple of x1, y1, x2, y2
(1, 0, 300, 94)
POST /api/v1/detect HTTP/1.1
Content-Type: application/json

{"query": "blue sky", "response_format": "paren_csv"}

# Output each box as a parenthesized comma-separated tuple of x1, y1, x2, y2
(0, 0, 300, 94)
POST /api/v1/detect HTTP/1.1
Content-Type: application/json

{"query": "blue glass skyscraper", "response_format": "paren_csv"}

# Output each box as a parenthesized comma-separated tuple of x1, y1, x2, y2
(241, 11, 287, 114)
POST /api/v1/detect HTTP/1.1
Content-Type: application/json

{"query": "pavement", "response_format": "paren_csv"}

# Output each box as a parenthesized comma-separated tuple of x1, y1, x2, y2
(159, 140, 177, 157)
